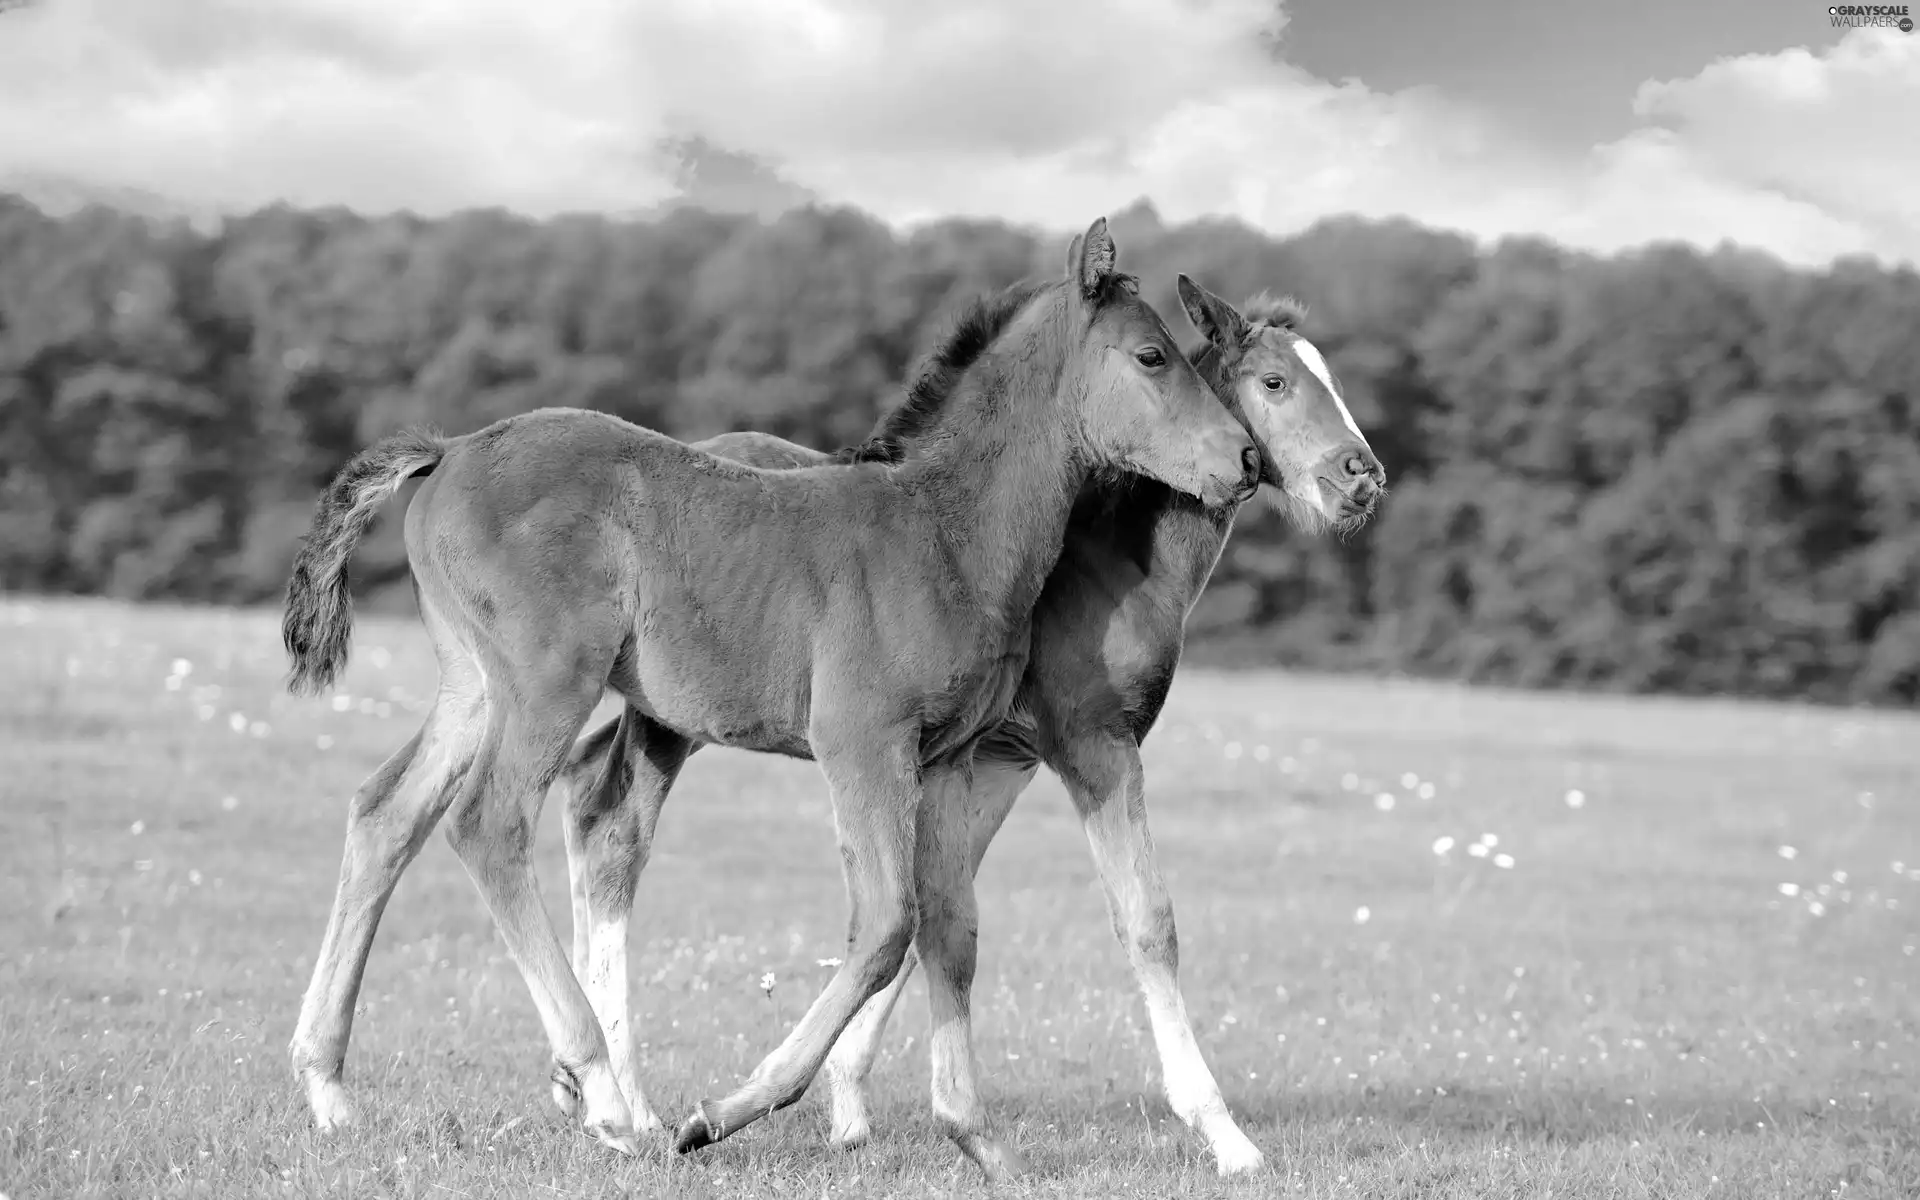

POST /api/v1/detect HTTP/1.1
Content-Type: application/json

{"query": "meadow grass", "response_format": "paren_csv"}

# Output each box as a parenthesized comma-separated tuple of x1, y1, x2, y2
(2, 596, 1917, 1198)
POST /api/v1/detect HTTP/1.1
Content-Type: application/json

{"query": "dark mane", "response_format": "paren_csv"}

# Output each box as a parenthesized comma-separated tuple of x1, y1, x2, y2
(1242, 291, 1308, 330)
(831, 279, 1052, 465)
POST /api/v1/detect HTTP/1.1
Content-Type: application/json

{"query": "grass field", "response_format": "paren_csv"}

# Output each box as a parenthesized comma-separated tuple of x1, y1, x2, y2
(2, 595, 1917, 1199)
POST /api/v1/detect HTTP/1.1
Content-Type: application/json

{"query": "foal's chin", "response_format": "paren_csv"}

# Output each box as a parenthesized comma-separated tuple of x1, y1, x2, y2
(1269, 474, 1383, 537)
(1260, 482, 1335, 534)
(1111, 456, 1241, 510)
(1194, 470, 1259, 512)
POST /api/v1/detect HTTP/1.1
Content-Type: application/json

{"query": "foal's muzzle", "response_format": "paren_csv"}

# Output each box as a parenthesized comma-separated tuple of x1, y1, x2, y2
(1315, 443, 1386, 521)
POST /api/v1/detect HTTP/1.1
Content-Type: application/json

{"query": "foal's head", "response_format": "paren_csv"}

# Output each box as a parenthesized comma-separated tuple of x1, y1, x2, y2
(1177, 274, 1386, 533)
(1054, 219, 1259, 510)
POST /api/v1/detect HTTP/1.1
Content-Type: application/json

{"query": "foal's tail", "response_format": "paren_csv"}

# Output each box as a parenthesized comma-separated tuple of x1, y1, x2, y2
(283, 429, 448, 697)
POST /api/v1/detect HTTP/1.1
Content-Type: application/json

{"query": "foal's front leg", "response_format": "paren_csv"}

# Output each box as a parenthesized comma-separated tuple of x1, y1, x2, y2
(671, 730, 920, 1152)
(821, 756, 1036, 1147)
(1053, 731, 1264, 1176)
(553, 707, 692, 1131)
(912, 760, 1028, 1180)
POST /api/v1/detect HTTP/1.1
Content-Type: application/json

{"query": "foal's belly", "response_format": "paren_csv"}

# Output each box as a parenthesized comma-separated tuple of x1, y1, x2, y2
(610, 627, 816, 758)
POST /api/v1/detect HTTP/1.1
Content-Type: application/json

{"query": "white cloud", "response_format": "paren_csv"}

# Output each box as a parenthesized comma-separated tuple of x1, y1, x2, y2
(628, 0, 1283, 160)
(0, 1, 1914, 268)
(1616, 29, 1920, 261)
(0, 0, 682, 216)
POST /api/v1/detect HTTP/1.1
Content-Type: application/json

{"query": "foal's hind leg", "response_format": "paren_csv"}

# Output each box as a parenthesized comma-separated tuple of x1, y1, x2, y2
(289, 672, 485, 1133)
(1053, 732, 1263, 1176)
(822, 757, 1036, 1148)
(910, 759, 1028, 1180)
(552, 707, 692, 1131)
(444, 678, 641, 1156)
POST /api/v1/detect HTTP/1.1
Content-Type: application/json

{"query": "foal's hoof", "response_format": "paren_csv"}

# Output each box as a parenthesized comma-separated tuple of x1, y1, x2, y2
(828, 1093, 872, 1148)
(672, 1103, 721, 1154)
(549, 1064, 583, 1120)
(1212, 1134, 1266, 1177)
(958, 1133, 1029, 1183)
(587, 1121, 643, 1158)
(305, 1077, 358, 1134)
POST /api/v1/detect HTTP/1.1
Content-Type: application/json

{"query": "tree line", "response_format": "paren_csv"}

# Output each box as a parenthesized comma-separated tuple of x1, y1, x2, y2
(2, 195, 1915, 705)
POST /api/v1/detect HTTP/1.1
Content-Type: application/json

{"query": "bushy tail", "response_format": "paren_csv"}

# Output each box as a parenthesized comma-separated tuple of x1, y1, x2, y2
(283, 429, 448, 697)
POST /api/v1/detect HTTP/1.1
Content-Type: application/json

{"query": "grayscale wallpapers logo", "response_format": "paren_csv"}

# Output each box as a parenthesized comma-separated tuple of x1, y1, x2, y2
(1829, 4, 1914, 30)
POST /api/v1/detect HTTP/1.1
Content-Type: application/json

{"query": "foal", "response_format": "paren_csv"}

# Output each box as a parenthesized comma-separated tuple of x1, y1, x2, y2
(555, 276, 1386, 1175)
(280, 218, 1256, 1175)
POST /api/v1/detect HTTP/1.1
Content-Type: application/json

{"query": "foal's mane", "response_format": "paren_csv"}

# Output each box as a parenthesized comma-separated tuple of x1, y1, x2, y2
(831, 271, 1139, 466)
(1242, 291, 1308, 331)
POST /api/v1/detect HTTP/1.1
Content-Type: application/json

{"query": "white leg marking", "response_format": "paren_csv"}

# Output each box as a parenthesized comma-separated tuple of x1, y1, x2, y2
(1069, 740, 1265, 1176)
(583, 912, 661, 1128)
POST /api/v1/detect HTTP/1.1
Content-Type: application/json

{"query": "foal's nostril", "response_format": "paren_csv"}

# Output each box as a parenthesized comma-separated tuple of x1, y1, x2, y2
(1342, 452, 1373, 480)
(1240, 444, 1262, 486)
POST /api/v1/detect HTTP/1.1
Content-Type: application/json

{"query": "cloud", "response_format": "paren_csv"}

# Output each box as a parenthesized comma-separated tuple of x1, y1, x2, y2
(627, 0, 1284, 160)
(0, 0, 683, 216)
(0, 1, 1913, 268)
(1615, 29, 1920, 262)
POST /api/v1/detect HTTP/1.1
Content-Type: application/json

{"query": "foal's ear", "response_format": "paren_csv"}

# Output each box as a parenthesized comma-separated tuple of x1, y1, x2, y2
(1070, 217, 1119, 299)
(1177, 273, 1249, 349)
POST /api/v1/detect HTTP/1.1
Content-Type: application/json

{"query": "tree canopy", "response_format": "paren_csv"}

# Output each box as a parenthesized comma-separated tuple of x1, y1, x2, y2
(3, 194, 1915, 704)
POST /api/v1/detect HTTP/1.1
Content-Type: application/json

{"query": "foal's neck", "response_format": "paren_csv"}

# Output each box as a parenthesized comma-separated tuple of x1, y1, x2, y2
(1132, 349, 1245, 599)
(897, 316, 1085, 630)
(1080, 480, 1239, 605)
(1149, 490, 1240, 600)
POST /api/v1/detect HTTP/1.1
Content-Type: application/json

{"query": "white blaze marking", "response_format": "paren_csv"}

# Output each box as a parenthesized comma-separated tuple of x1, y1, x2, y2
(1289, 334, 1366, 442)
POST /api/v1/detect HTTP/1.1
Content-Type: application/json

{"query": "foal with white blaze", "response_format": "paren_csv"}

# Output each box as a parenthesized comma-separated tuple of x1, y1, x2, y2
(554, 275, 1386, 1175)
(278, 217, 1258, 1177)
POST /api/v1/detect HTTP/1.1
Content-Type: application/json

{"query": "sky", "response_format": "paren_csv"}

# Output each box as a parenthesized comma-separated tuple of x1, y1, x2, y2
(0, 0, 1914, 267)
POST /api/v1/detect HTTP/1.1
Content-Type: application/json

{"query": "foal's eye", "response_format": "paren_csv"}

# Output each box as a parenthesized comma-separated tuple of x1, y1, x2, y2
(1135, 347, 1166, 368)
(1261, 374, 1287, 392)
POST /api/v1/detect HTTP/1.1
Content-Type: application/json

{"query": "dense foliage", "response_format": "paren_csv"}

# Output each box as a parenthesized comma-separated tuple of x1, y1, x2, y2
(2, 195, 1916, 703)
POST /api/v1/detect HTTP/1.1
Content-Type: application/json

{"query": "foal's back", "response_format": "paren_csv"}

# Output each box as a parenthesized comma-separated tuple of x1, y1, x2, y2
(404, 406, 967, 751)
